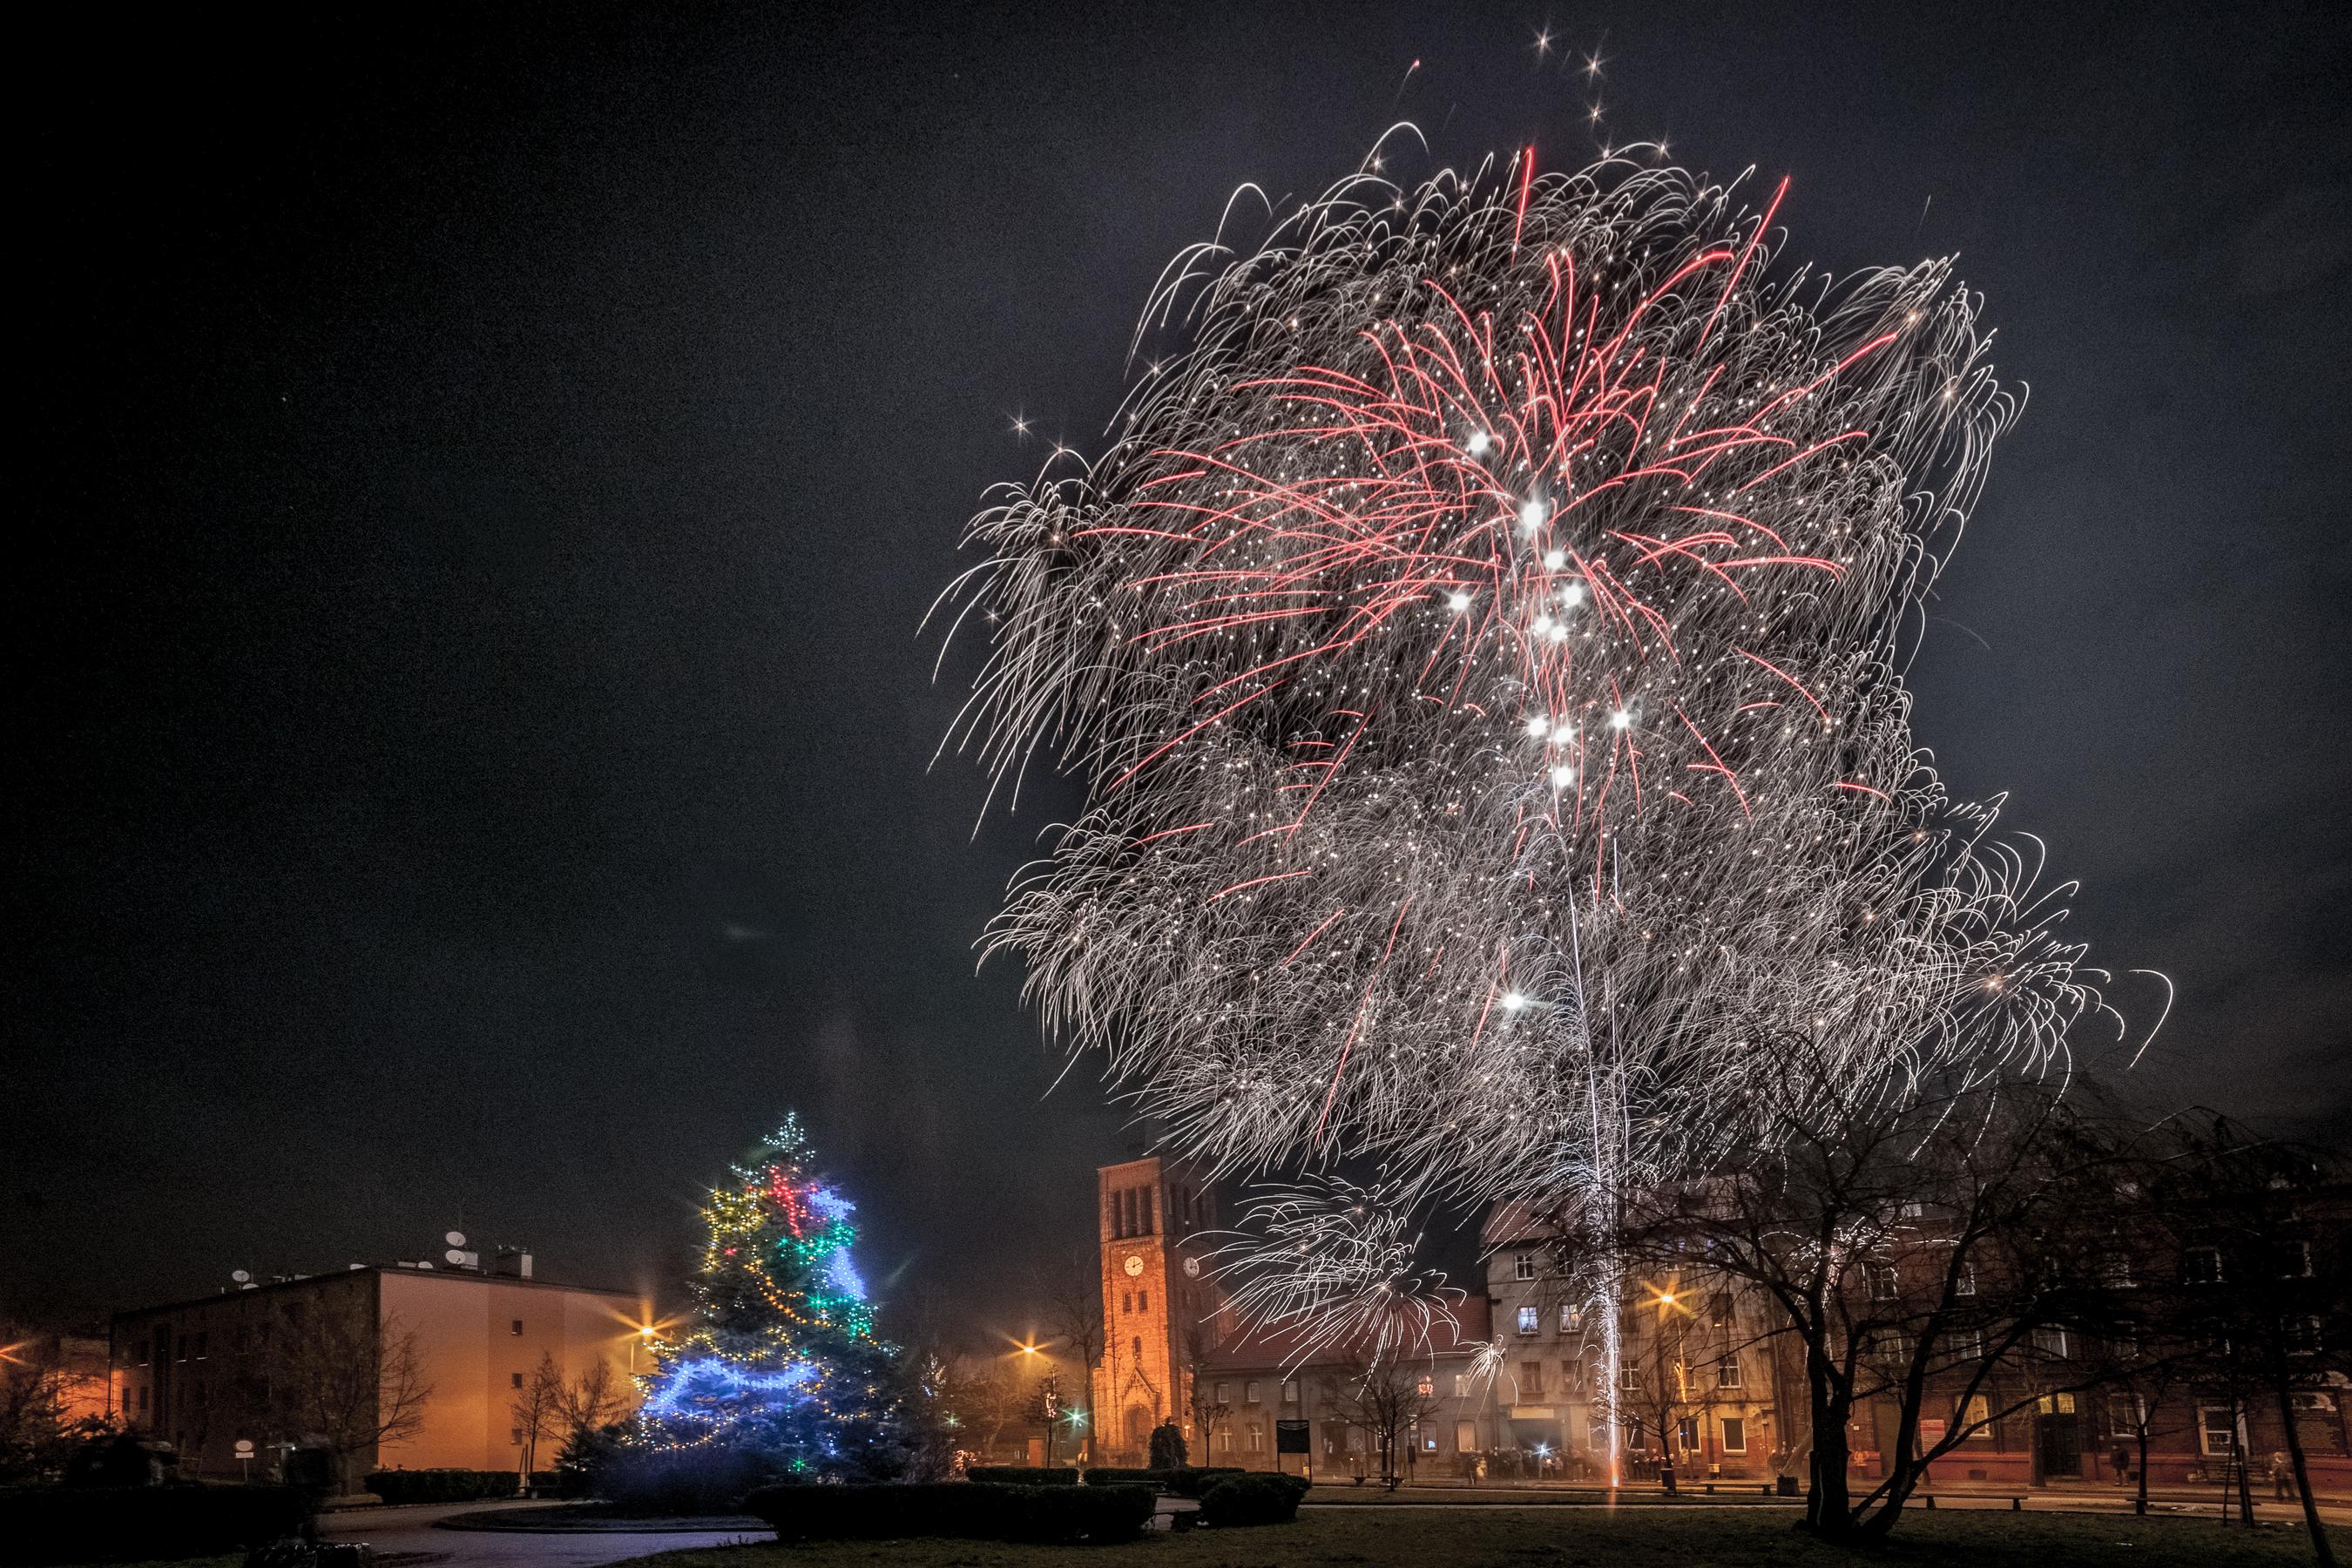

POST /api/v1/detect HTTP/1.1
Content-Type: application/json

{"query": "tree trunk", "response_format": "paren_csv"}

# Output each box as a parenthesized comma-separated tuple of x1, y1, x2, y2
(1804, 1357, 1854, 1537)
(2135, 1427, 2150, 1517)
(2275, 1378, 2337, 1568)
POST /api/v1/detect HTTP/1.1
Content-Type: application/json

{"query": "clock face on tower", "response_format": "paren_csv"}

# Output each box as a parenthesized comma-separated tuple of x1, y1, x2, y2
(1182, 1256, 1201, 1278)
(1123, 1254, 1145, 1277)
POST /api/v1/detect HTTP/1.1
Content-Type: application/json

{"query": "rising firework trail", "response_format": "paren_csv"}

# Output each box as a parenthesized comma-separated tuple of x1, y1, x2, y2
(936, 136, 2133, 1428)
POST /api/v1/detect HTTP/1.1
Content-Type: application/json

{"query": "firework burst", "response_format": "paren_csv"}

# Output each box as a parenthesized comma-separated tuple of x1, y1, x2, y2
(939, 143, 2119, 1363)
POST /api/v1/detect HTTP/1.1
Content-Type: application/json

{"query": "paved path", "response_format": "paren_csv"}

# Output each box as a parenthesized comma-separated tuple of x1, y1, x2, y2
(319, 1500, 767, 1567)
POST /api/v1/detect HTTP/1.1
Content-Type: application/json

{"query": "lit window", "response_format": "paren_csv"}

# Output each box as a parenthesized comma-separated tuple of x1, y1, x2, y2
(1454, 1374, 1471, 1397)
(1456, 1420, 1477, 1452)
(2199, 1405, 2237, 1457)
(1517, 1306, 1539, 1335)
(1720, 1416, 1747, 1454)
(1559, 1302, 1582, 1333)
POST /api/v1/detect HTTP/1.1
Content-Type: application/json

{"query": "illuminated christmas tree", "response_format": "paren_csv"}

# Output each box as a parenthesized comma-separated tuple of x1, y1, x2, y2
(636, 1117, 898, 1475)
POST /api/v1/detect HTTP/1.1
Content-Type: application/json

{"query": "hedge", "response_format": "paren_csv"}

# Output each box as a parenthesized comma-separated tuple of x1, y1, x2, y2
(747, 1481, 1156, 1543)
(1081, 1465, 1247, 1497)
(0, 1484, 313, 1565)
(1198, 1472, 1311, 1527)
(964, 1465, 1079, 1485)
(363, 1468, 540, 1504)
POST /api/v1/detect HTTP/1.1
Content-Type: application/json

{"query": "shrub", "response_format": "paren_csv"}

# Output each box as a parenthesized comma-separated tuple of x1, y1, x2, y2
(747, 1480, 1155, 1543)
(0, 1484, 312, 1565)
(1079, 1465, 1245, 1497)
(964, 1465, 1078, 1485)
(1197, 1472, 1309, 1527)
(362, 1469, 519, 1504)
(597, 1446, 787, 1515)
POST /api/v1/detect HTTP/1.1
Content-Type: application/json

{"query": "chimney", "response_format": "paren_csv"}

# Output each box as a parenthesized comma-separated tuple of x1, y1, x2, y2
(490, 1249, 533, 1280)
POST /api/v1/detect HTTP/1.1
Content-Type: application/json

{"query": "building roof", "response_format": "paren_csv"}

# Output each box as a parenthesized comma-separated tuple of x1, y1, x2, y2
(111, 1263, 637, 1324)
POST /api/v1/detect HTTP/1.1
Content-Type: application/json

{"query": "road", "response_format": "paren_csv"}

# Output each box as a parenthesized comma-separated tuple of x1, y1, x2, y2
(319, 1500, 767, 1566)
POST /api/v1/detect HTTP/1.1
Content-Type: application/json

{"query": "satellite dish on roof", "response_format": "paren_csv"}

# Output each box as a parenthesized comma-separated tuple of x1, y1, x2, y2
(231, 1269, 251, 1284)
(445, 1230, 467, 1247)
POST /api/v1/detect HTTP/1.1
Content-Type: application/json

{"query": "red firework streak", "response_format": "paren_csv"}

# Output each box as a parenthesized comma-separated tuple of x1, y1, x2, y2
(1089, 169, 1896, 1073)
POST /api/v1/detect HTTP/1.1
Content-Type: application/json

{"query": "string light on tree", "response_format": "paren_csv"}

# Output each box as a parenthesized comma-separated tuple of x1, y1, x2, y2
(634, 1116, 897, 1474)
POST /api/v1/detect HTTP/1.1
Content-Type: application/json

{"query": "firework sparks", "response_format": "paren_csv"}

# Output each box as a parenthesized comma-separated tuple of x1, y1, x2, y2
(939, 145, 2119, 1379)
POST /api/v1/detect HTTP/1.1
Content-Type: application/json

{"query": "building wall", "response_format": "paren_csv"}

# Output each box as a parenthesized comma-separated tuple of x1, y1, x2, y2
(113, 1267, 645, 1482)
(1094, 1156, 1218, 1464)
(1483, 1227, 1785, 1480)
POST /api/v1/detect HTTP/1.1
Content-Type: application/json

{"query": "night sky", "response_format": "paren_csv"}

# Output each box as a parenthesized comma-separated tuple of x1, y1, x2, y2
(14, 3, 2349, 1336)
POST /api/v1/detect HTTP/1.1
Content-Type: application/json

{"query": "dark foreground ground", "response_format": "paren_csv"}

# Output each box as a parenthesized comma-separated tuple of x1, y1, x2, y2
(627, 1505, 2333, 1568)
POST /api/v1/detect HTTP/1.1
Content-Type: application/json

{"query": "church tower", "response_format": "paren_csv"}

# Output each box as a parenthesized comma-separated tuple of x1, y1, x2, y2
(1094, 1155, 1218, 1463)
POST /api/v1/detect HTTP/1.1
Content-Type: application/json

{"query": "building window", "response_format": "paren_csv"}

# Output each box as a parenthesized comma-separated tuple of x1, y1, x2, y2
(1619, 1364, 1641, 1391)
(1421, 1425, 1438, 1451)
(1715, 1357, 1741, 1389)
(1513, 1253, 1537, 1281)
(1245, 1381, 1260, 1404)
(1721, 1416, 1747, 1454)
(1456, 1420, 1478, 1453)
(1520, 1362, 1544, 1398)
(2183, 1247, 2224, 1285)
(1132, 1335, 1143, 1359)
(1454, 1373, 1472, 1397)
(1559, 1302, 1582, 1334)
(1868, 1264, 1900, 1301)
(1962, 1394, 1992, 1437)
(1708, 1292, 1732, 1328)
(2283, 1241, 2315, 1279)
(510, 1319, 524, 1336)
(1214, 1382, 1229, 1404)
(2199, 1405, 2238, 1457)
(2032, 1325, 2071, 1361)
(1516, 1305, 1539, 1335)
(1138, 1291, 1148, 1314)
(1284, 1380, 1298, 1404)
(1676, 1416, 1699, 1452)
(1955, 1262, 1977, 1296)
(1246, 1422, 1265, 1452)
(2105, 1394, 2145, 1439)
(510, 1428, 524, 1446)
(194, 1332, 207, 1359)
(2288, 1316, 2323, 1354)
(510, 1372, 524, 1389)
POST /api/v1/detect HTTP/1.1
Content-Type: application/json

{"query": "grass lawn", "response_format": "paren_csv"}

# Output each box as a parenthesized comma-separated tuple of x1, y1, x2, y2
(625, 1505, 2332, 1568)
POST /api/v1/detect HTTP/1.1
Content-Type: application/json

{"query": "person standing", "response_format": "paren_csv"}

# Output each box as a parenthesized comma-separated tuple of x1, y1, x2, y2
(2110, 1442, 2131, 1486)
(2268, 1450, 2292, 1502)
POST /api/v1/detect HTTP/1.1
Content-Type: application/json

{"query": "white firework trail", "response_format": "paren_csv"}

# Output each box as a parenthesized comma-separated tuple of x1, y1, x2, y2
(936, 139, 2139, 1445)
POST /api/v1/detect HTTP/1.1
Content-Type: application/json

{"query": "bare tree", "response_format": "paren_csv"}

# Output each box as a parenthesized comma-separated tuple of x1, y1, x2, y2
(1616, 1037, 2148, 1540)
(511, 1352, 564, 1489)
(255, 1298, 432, 1493)
(1180, 1319, 1231, 1459)
(2142, 1121, 2348, 1565)
(1037, 1251, 1105, 1459)
(1319, 1353, 1439, 1488)
(552, 1356, 626, 1445)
